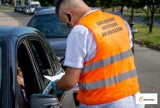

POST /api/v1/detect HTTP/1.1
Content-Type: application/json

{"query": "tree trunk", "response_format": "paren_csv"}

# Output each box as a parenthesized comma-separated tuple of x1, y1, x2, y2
(13, 0, 16, 6)
(120, 5, 124, 14)
(112, 6, 115, 12)
(149, 11, 154, 33)
(130, 7, 134, 23)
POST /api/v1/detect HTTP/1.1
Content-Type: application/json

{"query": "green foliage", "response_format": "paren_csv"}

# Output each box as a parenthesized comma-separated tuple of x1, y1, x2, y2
(135, 24, 160, 46)
(0, 6, 14, 10)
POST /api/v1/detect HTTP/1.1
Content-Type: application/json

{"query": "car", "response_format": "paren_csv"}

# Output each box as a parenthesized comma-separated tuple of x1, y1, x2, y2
(23, 5, 34, 15)
(0, 26, 79, 108)
(27, 8, 71, 60)
(14, 5, 20, 12)
(14, 5, 22, 12)
(15, 5, 26, 13)
(27, 4, 41, 15)
(23, 5, 30, 14)
(34, 7, 53, 14)
(21, 5, 28, 14)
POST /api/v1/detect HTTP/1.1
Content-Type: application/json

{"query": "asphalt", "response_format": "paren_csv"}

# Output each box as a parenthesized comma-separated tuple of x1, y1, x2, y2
(0, 10, 19, 26)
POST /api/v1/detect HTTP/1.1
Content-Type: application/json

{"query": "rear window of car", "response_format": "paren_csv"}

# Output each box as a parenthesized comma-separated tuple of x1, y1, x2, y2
(28, 14, 70, 38)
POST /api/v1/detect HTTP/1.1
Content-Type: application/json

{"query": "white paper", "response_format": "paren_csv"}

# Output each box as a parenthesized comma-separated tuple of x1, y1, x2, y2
(44, 72, 79, 90)
(43, 73, 65, 82)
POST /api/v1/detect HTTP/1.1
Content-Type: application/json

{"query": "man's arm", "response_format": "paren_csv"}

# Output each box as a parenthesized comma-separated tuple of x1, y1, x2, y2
(56, 67, 81, 90)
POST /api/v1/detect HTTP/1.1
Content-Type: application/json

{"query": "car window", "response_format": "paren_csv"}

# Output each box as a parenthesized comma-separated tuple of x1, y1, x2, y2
(28, 38, 54, 75)
(0, 46, 2, 92)
(17, 40, 41, 97)
(28, 14, 70, 38)
(27, 37, 61, 89)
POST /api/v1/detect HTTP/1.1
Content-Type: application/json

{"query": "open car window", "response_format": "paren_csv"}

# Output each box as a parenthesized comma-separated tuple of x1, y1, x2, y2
(26, 37, 62, 89)
(17, 40, 41, 98)
(28, 14, 70, 38)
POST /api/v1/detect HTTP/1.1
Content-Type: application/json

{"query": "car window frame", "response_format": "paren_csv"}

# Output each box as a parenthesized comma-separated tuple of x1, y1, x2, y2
(25, 35, 61, 90)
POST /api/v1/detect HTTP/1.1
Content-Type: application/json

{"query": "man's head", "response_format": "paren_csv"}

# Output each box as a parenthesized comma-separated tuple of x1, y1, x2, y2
(55, 0, 91, 29)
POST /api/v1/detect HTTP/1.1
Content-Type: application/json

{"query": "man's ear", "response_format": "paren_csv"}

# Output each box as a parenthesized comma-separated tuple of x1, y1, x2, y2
(65, 12, 71, 21)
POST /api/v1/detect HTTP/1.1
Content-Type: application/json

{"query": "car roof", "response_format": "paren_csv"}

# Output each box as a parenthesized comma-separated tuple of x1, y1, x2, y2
(0, 26, 42, 39)
(34, 7, 56, 15)
(35, 7, 98, 16)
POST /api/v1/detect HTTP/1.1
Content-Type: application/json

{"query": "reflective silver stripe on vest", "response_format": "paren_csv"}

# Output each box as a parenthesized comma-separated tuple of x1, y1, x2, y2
(79, 69, 137, 90)
(83, 49, 133, 73)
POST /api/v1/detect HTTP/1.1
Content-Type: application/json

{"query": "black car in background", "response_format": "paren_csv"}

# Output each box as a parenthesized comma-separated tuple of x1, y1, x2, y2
(27, 8, 71, 59)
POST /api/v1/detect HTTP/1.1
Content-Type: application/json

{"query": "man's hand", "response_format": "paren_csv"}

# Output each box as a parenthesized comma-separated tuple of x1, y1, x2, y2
(51, 80, 64, 94)
(17, 67, 25, 89)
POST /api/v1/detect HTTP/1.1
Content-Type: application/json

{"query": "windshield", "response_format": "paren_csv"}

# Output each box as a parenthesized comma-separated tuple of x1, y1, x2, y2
(0, 46, 2, 93)
(28, 14, 70, 38)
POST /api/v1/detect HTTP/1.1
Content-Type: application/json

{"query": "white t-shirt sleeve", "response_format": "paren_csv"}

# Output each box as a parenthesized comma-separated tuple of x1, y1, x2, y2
(125, 21, 133, 47)
(63, 25, 96, 68)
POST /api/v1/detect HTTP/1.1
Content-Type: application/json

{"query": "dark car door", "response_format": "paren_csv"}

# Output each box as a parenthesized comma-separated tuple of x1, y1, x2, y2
(16, 34, 61, 107)
(16, 34, 62, 107)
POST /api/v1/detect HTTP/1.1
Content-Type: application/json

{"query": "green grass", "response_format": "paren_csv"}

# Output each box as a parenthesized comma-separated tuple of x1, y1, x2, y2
(134, 24, 160, 46)
(123, 12, 160, 19)
(0, 6, 14, 10)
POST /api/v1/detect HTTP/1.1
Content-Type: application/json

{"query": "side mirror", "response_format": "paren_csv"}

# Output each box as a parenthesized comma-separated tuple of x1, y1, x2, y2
(29, 94, 60, 108)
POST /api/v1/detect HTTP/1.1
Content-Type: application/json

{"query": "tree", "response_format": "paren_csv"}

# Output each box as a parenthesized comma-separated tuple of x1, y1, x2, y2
(139, 0, 160, 33)
(126, 0, 144, 23)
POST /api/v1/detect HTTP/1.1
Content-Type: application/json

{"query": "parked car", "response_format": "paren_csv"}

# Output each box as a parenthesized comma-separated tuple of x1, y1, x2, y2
(23, 5, 30, 14)
(0, 26, 79, 108)
(27, 8, 71, 59)
(27, 4, 41, 15)
(21, 5, 28, 14)
(23, 5, 34, 15)
(15, 5, 26, 13)
(14, 5, 23, 12)
(14, 5, 20, 12)
(34, 7, 53, 14)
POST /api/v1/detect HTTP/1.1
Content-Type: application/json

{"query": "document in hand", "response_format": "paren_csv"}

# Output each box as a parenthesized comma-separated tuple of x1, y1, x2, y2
(43, 73, 65, 82)
(44, 73, 79, 90)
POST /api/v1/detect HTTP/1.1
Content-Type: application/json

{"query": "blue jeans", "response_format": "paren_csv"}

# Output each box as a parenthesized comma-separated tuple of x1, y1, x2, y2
(80, 93, 145, 108)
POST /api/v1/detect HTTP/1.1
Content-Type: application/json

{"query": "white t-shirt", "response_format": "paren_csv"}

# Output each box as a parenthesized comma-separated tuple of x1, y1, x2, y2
(63, 10, 133, 68)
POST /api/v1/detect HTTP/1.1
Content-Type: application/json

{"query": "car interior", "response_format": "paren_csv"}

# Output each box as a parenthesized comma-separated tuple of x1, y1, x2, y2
(17, 42, 41, 98)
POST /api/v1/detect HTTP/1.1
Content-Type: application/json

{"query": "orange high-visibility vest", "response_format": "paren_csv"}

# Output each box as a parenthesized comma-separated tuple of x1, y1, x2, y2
(77, 10, 139, 105)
